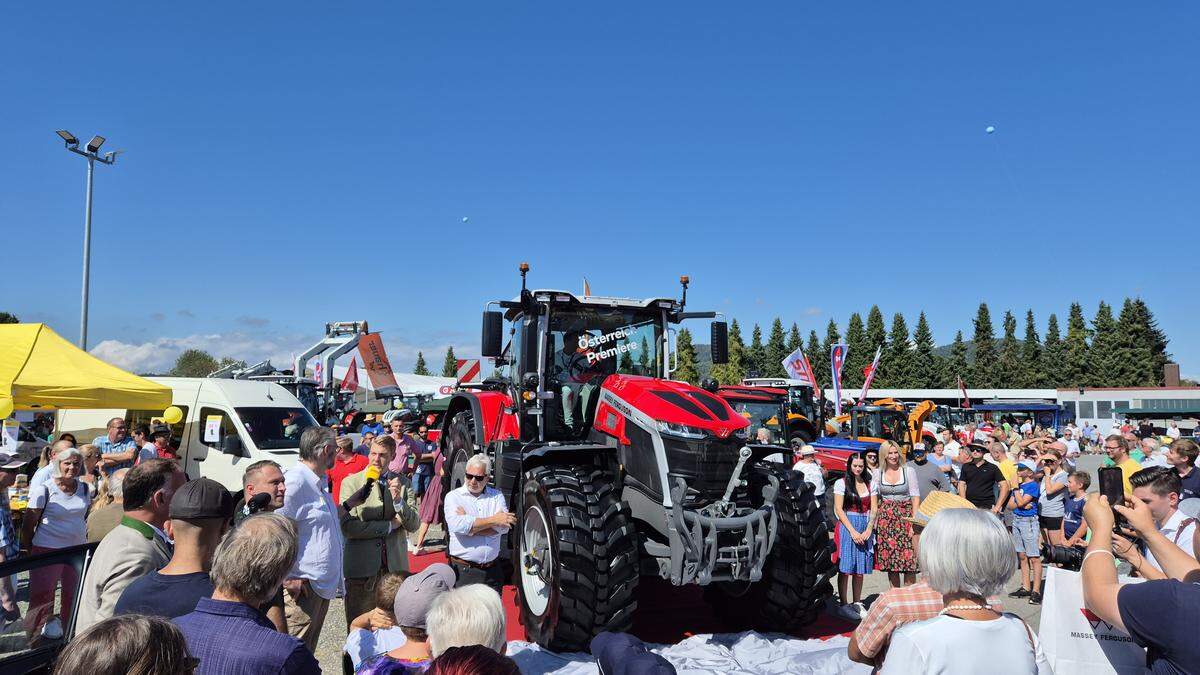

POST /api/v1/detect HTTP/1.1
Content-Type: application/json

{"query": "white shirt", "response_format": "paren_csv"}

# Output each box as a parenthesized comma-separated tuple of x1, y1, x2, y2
(344, 627, 406, 668)
(1020, 421, 1033, 435)
(277, 462, 345, 599)
(444, 485, 509, 564)
(137, 443, 157, 464)
(1061, 439, 1080, 458)
(1167, 426, 1181, 440)
(1141, 452, 1170, 469)
(30, 464, 54, 491)
(792, 460, 825, 496)
(29, 480, 91, 549)
(880, 613, 1051, 674)
(1144, 508, 1197, 573)
(943, 440, 963, 476)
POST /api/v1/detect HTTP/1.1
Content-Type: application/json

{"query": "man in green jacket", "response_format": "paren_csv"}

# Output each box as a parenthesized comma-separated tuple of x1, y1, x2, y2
(340, 435, 420, 628)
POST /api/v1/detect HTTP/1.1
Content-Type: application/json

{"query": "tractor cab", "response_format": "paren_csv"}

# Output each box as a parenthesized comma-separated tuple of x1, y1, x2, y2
(850, 405, 911, 450)
(721, 378, 824, 445)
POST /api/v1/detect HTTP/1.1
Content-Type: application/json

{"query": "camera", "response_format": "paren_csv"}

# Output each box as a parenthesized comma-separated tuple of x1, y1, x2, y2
(1042, 544, 1084, 572)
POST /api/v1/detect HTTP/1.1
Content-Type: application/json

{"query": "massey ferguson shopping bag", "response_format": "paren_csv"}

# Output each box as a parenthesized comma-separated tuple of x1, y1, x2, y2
(1038, 566, 1147, 674)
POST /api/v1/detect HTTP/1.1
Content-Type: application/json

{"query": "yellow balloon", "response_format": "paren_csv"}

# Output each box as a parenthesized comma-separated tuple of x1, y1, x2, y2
(0, 398, 12, 420)
(162, 406, 183, 425)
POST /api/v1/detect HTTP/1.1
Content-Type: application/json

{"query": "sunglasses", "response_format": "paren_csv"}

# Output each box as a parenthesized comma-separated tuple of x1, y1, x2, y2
(465, 473, 487, 482)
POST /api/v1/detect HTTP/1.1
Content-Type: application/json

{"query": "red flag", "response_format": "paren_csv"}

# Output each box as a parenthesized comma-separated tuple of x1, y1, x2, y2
(957, 375, 971, 408)
(340, 358, 359, 393)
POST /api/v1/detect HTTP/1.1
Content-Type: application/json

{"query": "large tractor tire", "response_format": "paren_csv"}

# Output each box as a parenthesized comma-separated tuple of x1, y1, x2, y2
(706, 464, 834, 630)
(444, 411, 475, 496)
(516, 465, 639, 652)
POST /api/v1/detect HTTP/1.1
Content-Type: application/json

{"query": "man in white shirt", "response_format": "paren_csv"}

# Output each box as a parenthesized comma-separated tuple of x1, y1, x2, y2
(791, 442, 826, 497)
(277, 426, 345, 652)
(1060, 428, 1081, 461)
(940, 429, 963, 478)
(443, 453, 515, 592)
(1129, 467, 1197, 574)
(1167, 421, 1181, 440)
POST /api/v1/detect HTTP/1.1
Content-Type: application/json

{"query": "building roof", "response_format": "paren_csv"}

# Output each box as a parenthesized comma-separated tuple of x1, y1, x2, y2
(1113, 405, 1200, 417)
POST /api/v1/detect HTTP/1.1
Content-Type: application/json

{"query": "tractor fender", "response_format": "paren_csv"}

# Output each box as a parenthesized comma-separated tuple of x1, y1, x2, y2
(440, 391, 517, 450)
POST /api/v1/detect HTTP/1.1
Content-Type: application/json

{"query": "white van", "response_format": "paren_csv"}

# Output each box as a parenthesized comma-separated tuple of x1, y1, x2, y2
(56, 377, 319, 492)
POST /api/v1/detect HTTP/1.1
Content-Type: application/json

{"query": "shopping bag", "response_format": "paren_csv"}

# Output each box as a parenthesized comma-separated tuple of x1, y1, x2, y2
(1038, 566, 1148, 674)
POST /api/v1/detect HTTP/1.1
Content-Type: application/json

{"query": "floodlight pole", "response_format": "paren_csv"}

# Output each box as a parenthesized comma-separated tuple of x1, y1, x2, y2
(60, 136, 116, 350)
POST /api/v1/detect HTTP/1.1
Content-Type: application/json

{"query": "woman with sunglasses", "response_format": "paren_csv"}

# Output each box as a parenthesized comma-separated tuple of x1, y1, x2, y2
(864, 449, 880, 474)
(1037, 451, 1069, 549)
(832, 453, 877, 620)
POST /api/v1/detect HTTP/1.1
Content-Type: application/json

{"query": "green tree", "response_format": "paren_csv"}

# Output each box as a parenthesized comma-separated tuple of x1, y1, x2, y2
(1087, 301, 1119, 386)
(910, 312, 939, 388)
(1041, 313, 1064, 387)
(815, 320, 839, 388)
(946, 331, 970, 390)
(1113, 298, 1156, 387)
(638, 335, 651, 372)
(217, 356, 247, 370)
(996, 310, 1021, 387)
(171, 349, 219, 378)
(970, 303, 998, 387)
(765, 318, 789, 378)
(879, 312, 913, 388)
(1062, 302, 1091, 389)
(413, 351, 431, 375)
(747, 324, 766, 378)
(442, 347, 458, 378)
(1020, 310, 1043, 387)
(674, 328, 700, 384)
(0, 312, 18, 324)
(1130, 299, 1170, 385)
(866, 306, 887, 353)
(843, 313, 868, 390)
(787, 323, 802, 355)
(806, 330, 822, 385)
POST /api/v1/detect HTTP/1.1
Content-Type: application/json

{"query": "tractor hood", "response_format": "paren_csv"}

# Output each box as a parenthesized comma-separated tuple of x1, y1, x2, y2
(601, 375, 749, 439)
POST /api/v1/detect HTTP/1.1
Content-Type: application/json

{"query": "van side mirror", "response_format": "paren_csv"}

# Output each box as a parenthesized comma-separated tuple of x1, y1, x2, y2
(482, 311, 503, 358)
(710, 321, 729, 364)
(220, 434, 243, 456)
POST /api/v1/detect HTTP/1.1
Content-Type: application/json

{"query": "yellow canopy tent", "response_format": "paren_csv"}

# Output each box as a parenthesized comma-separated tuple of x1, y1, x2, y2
(0, 323, 173, 418)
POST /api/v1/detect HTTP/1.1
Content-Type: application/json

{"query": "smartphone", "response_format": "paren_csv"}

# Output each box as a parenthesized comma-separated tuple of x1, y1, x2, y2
(1097, 466, 1126, 529)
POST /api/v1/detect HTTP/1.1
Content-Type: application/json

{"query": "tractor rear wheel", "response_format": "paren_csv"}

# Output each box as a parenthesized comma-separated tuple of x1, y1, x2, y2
(516, 465, 639, 651)
(444, 411, 474, 496)
(706, 463, 833, 630)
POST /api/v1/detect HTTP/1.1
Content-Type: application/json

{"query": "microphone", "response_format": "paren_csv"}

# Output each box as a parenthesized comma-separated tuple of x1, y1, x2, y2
(246, 491, 272, 515)
(363, 465, 380, 489)
(345, 465, 381, 509)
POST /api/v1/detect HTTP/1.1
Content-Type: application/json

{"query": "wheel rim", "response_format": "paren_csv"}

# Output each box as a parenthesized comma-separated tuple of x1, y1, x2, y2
(520, 504, 554, 618)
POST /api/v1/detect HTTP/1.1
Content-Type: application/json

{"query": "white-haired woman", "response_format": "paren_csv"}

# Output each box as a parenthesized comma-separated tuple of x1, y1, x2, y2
(879, 509, 1051, 674)
(21, 446, 92, 638)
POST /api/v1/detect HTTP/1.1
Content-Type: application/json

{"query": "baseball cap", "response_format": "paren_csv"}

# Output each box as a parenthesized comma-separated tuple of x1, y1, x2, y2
(799, 444, 816, 456)
(394, 563, 456, 628)
(150, 423, 171, 438)
(1017, 460, 1037, 473)
(0, 450, 32, 470)
(911, 443, 927, 454)
(169, 477, 235, 520)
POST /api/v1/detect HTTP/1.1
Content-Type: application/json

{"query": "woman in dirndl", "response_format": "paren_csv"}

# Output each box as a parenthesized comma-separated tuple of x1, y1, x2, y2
(873, 440, 921, 588)
(832, 452, 877, 621)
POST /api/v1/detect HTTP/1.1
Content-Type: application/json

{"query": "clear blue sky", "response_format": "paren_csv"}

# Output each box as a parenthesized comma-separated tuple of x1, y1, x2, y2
(3, 4, 1198, 377)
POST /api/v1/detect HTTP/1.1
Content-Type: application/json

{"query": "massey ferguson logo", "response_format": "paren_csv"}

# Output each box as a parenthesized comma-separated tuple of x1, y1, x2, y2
(1080, 608, 1114, 632)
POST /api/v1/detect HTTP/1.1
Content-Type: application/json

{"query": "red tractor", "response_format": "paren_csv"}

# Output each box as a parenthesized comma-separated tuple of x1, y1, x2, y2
(439, 264, 833, 651)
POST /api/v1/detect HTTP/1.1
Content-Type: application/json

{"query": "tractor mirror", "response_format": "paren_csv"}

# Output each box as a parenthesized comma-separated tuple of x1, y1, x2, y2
(710, 321, 729, 364)
(482, 311, 503, 358)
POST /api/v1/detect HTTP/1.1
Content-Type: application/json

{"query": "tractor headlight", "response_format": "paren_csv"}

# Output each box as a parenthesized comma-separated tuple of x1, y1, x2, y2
(657, 421, 708, 439)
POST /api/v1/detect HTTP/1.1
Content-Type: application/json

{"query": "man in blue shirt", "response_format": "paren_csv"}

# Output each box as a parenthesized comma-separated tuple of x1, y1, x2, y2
(175, 513, 319, 675)
(1009, 461, 1043, 604)
(92, 417, 138, 471)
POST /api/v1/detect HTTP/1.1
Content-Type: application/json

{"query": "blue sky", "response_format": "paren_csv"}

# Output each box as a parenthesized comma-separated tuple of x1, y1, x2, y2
(3, 4, 1198, 377)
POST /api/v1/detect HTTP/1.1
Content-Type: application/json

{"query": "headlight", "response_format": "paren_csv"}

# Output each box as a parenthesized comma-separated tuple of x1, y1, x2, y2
(657, 421, 708, 439)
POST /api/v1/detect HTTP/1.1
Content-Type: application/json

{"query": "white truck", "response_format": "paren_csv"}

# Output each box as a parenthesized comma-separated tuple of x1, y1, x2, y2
(55, 377, 318, 492)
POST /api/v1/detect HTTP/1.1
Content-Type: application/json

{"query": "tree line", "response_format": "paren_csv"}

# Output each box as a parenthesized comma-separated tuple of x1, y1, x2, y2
(673, 298, 1171, 389)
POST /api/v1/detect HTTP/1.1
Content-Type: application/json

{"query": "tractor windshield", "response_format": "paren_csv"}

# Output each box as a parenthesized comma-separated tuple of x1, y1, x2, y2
(853, 409, 909, 444)
(547, 307, 662, 380)
(728, 399, 786, 444)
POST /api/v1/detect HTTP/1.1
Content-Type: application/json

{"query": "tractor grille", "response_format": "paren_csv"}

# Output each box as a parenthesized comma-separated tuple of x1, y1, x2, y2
(663, 434, 743, 503)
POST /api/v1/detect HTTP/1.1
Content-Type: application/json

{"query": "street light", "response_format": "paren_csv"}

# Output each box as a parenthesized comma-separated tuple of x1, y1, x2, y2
(57, 129, 118, 350)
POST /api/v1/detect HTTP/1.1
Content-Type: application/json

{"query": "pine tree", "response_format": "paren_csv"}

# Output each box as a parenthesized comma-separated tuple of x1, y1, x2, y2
(674, 328, 700, 384)
(638, 335, 650, 372)
(765, 318, 789, 378)
(997, 310, 1021, 387)
(971, 303, 998, 387)
(815, 320, 839, 388)
(1041, 313, 1064, 387)
(441, 347, 458, 378)
(1021, 310, 1043, 387)
(866, 306, 887, 353)
(911, 312, 939, 388)
(843, 313, 868, 389)
(1087, 301, 1119, 386)
(787, 323, 802, 354)
(1114, 298, 1156, 387)
(1062, 302, 1091, 389)
(879, 312, 913, 387)
(1131, 299, 1170, 385)
(747, 324, 766, 378)
(806, 330, 822, 385)
(946, 331, 970, 390)
(413, 352, 431, 375)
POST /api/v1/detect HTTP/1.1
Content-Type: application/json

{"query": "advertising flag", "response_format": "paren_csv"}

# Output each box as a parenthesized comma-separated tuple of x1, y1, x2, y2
(340, 358, 360, 393)
(782, 347, 818, 391)
(357, 333, 402, 397)
(830, 343, 848, 416)
(957, 375, 971, 408)
(858, 345, 882, 404)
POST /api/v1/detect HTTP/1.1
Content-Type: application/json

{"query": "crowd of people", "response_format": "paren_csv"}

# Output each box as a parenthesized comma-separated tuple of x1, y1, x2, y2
(0, 417, 529, 674)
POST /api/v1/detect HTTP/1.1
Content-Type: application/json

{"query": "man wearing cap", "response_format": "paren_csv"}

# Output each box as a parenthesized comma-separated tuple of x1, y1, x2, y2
(905, 444, 952, 501)
(357, 563, 455, 673)
(0, 450, 32, 624)
(76, 458, 186, 632)
(790, 441, 826, 498)
(114, 477, 235, 619)
(1009, 460, 1043, 604)
(147, 423, 179, 461)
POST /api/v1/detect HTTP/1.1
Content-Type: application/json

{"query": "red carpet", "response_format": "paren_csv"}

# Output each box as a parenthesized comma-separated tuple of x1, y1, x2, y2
(407, 550, 854, 645)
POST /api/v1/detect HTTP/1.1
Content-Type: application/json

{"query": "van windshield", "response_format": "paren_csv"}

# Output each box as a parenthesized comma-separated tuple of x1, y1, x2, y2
(236, 407, 317, 450)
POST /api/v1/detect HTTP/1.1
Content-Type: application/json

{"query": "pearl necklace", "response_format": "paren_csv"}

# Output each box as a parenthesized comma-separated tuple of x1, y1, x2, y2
(940, 604, 994, 613)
